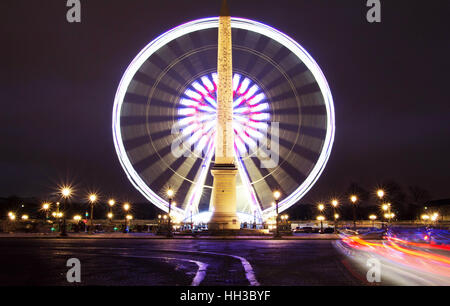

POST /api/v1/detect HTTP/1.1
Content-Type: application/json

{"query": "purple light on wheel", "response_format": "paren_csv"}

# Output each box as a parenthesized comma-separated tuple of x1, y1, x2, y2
(178, 72, 270, 157)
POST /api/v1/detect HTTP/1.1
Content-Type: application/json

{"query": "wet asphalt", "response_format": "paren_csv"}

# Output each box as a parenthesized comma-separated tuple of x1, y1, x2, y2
(0, 239, 365, 286)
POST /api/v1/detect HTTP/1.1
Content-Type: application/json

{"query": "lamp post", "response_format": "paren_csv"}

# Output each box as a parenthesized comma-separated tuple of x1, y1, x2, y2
(167, 188, 174, 238)
(7, 212, 15, 233)
(431, 213, 438, 224)
(126, 214, 133, 230)
(317, 215, 325, 233)
(382, 203, 389, 228)
(350, 195, 358, 231)
(123, 202, 130, 233)
(421, 214, 430, 226)
(331, 199, 338, 233)
(88, 194, 97, 234)
(377, 189, 385, 228)
(60, 187, 71, 236)
(42, 203, 50, 221)
(108, 199, 115, 222)
(387, 203, 392, 227)
(273, 190, 281, 238)
(369, 214, 377, 229)
(317, 203, 325, 233)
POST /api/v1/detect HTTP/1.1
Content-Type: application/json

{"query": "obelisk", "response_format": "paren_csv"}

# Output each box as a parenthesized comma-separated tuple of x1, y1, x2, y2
(209, 0, 240, 230)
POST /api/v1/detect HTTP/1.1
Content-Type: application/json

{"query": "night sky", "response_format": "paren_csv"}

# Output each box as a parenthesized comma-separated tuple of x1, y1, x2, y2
(1, 0, 449, 203)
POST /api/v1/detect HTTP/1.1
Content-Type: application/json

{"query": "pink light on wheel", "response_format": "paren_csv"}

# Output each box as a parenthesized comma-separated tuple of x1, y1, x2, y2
(177, 72, 270, 157)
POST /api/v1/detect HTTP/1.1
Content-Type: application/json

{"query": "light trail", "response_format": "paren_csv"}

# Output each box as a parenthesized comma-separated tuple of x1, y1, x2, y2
(340, 235, 450, 280)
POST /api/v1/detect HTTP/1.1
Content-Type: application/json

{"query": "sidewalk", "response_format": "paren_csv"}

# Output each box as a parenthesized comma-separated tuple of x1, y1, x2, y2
(0, 232, 341, 240)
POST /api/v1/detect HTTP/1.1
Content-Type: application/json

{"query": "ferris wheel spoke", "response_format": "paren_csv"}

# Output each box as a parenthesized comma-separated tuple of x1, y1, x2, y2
(235, 150, 263, 217)
(270, 82, 320, 103)
(277, 122, 326, 141)
(299, 125, 328, 140)
(176, 158, 204, 208)
(250, 156, 287, 195)
(122, 92, 149, 105)
(300, 104, 328, 115)
(167, 42, 198, 74)
(132, 145, 172, 174)
(278, 159, 307, 184)
(132, 71, 180, 97)
(149, 159, 187, 191)
(257, 131, 314, 182)
(184, 139, 215, 219)
(149, 53, 187, 86)
(243, 156, 287, 208)
(123, 135, 150, 151)
(120, 115, 147, 127)
(277, 137, 320, 164)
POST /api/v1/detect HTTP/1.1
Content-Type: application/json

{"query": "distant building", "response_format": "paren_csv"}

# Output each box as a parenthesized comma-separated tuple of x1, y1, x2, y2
(425, 199, 450, 221)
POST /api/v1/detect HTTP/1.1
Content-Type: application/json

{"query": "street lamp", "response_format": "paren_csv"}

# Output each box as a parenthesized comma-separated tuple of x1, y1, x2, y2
(431, 212, 439, 223)
(421, 214, 430, 225)
(60, 186, 72, 236)
(123, 202, 131, 232)
(377, 189, 385, 199)
(381, 203, 391, 227)
(123, 203, 130, 212)
(21, 214, 29, 220)
(73, 215, 81, 221)
(108, 199, 115, 222)
(273, 190, 281, 238)
(350, 195, 358, 231)
(88, 193, 97, 234)
(369, 214, 377, 228)
(42, 202, 50, 220)
(331, 199, 338, 233)
(386, 203, 392, 226)
(317, 215, 325, 233)
(167, 188, 174, 238)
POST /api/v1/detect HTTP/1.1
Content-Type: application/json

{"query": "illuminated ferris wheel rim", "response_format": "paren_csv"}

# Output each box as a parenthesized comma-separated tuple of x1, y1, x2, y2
(112, 17, 335, 220)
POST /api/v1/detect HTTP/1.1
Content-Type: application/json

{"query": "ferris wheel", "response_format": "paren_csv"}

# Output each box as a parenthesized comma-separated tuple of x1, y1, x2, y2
(112, 17, 335, 223)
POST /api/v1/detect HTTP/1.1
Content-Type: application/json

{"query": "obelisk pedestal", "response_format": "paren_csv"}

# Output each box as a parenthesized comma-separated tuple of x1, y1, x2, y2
(209, 165, 239, 230)
(208, 0, 240, 230)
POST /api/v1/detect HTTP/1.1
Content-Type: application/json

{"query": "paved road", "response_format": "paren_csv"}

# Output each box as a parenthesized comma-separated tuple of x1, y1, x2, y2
(0, 239, 367, 286)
